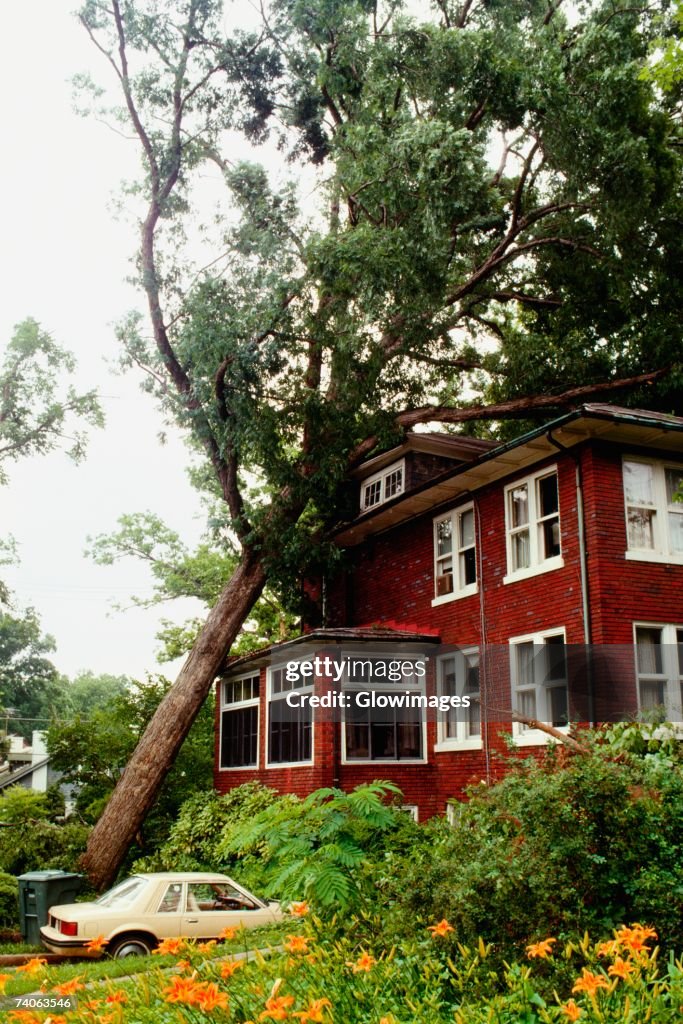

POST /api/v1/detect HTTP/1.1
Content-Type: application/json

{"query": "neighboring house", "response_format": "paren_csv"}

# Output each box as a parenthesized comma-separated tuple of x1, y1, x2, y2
(214, 404, 683, 820)
(0, 732, 58, 793)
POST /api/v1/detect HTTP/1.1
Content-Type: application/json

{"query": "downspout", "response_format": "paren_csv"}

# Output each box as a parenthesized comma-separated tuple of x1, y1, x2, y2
(547, 431, 595, 726)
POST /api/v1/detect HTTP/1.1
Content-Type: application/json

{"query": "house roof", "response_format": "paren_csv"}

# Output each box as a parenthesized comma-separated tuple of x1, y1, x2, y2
(0, 755, 50, 791)
(350, 431, 496, 479)
(221, 626, 442, 676)
(335, 403, 683, 546)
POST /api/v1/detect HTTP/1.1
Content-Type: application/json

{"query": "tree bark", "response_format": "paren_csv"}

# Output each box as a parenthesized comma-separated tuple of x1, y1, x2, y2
(80, 551, 267, 890)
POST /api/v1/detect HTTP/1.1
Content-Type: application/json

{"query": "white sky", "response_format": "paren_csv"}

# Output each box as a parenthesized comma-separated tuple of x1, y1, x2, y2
(1, 0, 216, 680)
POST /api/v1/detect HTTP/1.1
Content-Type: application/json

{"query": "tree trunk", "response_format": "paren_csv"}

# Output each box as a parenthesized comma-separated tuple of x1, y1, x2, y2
(80, 551, 267, 890)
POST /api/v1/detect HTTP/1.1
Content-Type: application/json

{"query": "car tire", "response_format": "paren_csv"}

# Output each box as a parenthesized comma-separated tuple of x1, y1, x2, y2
(109, 934, 154, 958)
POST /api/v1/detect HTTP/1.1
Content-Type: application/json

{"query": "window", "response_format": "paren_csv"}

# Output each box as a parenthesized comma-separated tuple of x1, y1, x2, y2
(623, 459, 683, 562)
(219, 674, 259, 769)
(342, 656, 426, 762)
(510, 630, 568, 743)
(361, 460, 405, 511)
(505, 468, 562, 582)
(433, 503, 477, 604)
(634, 624, 683, 721)
(267, 663, 313, 766)
(435, 648, 481, 748)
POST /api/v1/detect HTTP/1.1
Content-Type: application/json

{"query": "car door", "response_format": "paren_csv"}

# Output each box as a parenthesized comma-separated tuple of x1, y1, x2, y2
(149, 881, 184, 939)
(179, 881, 274, 940)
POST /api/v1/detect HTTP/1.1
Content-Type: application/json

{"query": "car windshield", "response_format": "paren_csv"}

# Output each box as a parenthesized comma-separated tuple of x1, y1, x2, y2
(95, 877, 148, 908)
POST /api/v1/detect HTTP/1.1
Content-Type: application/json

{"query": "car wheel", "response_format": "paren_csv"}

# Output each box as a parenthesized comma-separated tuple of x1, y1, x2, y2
(109, 934, 154, 958)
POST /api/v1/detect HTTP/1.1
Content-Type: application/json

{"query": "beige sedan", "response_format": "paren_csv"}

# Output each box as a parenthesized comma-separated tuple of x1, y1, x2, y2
(40, 872, 282, 958)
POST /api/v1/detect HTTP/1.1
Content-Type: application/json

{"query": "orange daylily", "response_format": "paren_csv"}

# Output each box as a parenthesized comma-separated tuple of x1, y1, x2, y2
(284, 934, 311, 954)
(596, 939, 620, 958)
(53, 976, 85, 996)
(428, 919, 455, 938)
(615, 924, 657, 953)
(198, 940, 217, 954)
(560, 1000, 582, 1021)
(16, 957, 47, 974)
(609, 957, 635, 980)
(85, 934, 107, 953)
(196, 982, 230, 1011)
(219, 926, 238, 941)
(526, 938, 556, 959)
(0, 972, 11, 993)
(348, 951, 376, 973)
(7, 1013, 42, 1024)
(162, 974, 201, 1004)
(289, 901, 310, 917)
(154, 936, 185, 956)
(260, 994, 296, 1020)
(293, 997, 332, 1022)
(220, 959, 244, 978)
(105, 990, 128, 1004)
(572, 970, 610, 997)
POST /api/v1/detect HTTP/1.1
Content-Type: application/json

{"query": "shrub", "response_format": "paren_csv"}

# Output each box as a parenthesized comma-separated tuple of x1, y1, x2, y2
(391, 730, 683, 956)
(0, 872, 18, 929)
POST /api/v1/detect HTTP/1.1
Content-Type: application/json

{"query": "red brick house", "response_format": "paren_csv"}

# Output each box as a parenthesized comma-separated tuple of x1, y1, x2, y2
(214, 404, 683, 820)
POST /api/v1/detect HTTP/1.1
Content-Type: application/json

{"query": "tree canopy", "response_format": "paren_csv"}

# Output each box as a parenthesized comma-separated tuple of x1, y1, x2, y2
(77, 0, 683, 886)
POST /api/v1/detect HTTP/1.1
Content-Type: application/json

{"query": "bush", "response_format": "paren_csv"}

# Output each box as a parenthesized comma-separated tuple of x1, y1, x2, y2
(391, 728, 683, 956)
(0, 787, 90, 875)
(0, 871, 18, 929)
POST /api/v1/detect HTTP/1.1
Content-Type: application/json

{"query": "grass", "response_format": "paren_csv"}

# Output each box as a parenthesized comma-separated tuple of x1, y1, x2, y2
(1, 921, 291, 997)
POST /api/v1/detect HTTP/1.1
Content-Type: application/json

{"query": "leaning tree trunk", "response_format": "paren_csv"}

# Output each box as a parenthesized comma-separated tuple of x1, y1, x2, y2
(81, 552, 267, 889)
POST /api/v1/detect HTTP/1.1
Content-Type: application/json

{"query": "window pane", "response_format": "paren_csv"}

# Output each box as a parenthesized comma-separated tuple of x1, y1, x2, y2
(549, 686, 568, 727)
(666, 467, 683, 553)
(678, 630, 683, 676)
(460, 546, 477, 587)
(220, 706, 258, 768)
(512, 529, 530, 570)
(639, 680, 665, 711)
(518, 688, 537, 721)
(268, 701, 311, 763)
(627, 508, 655, 549)
(459, 509, 474, 548)
(363, 480, 381, 508)
(624, 461, 654, 505)
(544, 636, 566, 682)
(510, 484, 529, 528)
(436, 565, 454, 596)
(538, 474, 559, 517)
(385, 468, 403, 499)
(636, 627, 663, 674)
(437, 518, 452, 556)
(541, 516, 561, 558)
(516, 642, 535, 684)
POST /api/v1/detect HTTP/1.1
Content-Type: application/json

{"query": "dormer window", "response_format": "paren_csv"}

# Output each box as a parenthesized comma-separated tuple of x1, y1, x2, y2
(361, 460, 405, 511)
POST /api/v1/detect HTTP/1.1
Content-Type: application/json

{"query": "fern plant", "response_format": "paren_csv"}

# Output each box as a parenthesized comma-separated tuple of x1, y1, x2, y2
(220, 781, 409, 911)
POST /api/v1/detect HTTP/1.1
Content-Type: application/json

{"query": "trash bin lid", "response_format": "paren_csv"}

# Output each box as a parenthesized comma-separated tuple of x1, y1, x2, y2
(18, 871, 82, 881)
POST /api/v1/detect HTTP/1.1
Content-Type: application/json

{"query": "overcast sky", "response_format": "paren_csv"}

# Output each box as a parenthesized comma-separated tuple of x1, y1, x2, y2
(1, 0, 213, 680)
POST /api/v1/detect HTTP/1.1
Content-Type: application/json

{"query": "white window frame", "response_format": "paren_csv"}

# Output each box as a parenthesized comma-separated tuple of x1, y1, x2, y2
(360, 459, 405, 512)
(509, 628, 569, 745)
(633, 622, 683, 722)
(266, 659, 314, 769)
(432, 503, 478, 606)
(623, 457, 683, 565)
(340, 652, 428, 765)
(218, 672, 260, 771)
(503, 466, 563, 584)
(434, 647, 482, 751)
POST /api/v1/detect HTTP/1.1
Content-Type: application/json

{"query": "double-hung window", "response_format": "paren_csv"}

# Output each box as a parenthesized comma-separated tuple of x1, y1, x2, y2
(623, 459, 683, 562)
(634, 624, 683, 721)
(504, 468, 562, 582)
(435, 648, 481, 749)
(219, 674, 259, 769)
(267, 663, 313, 766)
(510, 630, 568, 743)
(342, 655, 426, 762)
(433, 503, 477, 604)
(361, 460, 405, 511)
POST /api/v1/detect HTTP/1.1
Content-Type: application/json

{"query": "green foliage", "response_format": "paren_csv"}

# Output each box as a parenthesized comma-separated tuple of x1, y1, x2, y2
(392, 730, 683, 957)
(0, 871, 18, 929)
(47, 675, 215, 854)
(134, 782, 281, 873)
(0, 318, 102, 484)
(219, 781, 419, 909)
(0, 606, 67, 738)
(86, 512, 298, 658)
(0, 787, 89, 876)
